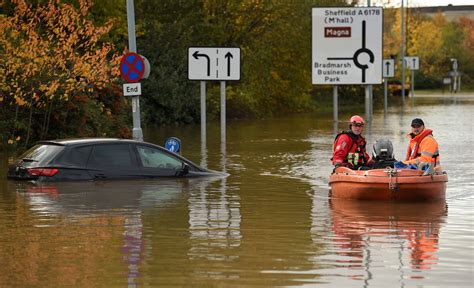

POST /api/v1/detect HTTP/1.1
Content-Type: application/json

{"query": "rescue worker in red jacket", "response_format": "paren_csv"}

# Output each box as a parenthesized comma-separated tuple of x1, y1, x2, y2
(397, 118, 440, 169)
(332, 115, 374, 170)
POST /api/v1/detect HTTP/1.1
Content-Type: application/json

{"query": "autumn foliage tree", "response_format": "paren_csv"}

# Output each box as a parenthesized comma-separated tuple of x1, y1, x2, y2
(0, 0, 129, 149)
(383, 7, 474, 89)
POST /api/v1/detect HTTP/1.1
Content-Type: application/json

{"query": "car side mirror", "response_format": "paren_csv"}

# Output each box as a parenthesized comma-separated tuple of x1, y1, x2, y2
(177, 163, 189, 176)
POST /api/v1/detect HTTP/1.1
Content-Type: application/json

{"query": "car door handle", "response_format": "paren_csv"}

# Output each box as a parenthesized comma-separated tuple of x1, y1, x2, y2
(94, 173, 106, 179)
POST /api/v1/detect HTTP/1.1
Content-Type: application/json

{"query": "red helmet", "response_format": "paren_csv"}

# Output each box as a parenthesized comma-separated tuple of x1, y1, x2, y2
(349, 115, 365, 125)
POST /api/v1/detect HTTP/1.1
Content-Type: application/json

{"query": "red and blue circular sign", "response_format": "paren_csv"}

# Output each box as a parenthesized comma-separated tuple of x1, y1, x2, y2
(120, 52, 145, 83)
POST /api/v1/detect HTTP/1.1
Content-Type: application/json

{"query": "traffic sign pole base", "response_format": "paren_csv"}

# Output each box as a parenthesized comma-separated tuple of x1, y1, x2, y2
(132, 128, 143, 142)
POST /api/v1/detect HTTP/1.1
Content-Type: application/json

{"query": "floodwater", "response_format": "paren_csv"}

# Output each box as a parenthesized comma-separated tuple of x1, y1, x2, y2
(0, 94, 473, 287)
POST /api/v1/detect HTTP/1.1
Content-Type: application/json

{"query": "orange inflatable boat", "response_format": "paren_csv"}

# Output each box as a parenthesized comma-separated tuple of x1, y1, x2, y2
(329, 166, 448, 201)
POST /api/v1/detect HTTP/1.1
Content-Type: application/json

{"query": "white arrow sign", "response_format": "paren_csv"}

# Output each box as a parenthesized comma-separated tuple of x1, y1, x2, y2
(383, 59, 395, 78)
(404, 56, 419, 70)
(312, 7, 383, 85)
(188, 47, 240, 81)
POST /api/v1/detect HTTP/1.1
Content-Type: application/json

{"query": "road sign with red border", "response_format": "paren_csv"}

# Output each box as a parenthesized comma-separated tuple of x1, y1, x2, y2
(120, 52, 145, 83)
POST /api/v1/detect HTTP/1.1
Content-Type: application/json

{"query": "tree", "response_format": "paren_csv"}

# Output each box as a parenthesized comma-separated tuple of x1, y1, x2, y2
(0, 0, 129, 148)
(133, 0, 350, 124)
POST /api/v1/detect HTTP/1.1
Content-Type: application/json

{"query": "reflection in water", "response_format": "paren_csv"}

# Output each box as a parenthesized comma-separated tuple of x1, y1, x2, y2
(3, 178, 225, 286)
(123, 214, 143, 287)
(187, 141, 242, 265)
(1, 95, 473, 287)
(200, 138, 207, 169)
(15, 181, 162, 287)
(187, 184, 241, 259)
(316, 198, 447, 286)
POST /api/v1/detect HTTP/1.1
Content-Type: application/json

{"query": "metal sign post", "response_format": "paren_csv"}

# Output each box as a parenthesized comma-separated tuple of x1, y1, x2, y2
(333, 85, 338, 124)
(367, 0, 373, 123)
(382, 58, 395, 114)
(404, 56, 419, 100)
(188, 47, 241, 163)
(451, 58, 460, 93)
(312, 7, 383, 124)
(199, 81, 207, 168)
(126, 0, 143, 141)
(384, 78, 388, 114)
(401, 0, 406, 108)
(220, 81, 226, 143)
(200, 81, 206, 150)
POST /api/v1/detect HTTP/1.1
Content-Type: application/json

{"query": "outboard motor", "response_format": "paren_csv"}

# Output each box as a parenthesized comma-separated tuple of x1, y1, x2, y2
(371, 138, 396, 168)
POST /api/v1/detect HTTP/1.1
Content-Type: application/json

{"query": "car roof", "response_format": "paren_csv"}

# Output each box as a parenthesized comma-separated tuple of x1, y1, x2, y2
(36, 138, 150, 146)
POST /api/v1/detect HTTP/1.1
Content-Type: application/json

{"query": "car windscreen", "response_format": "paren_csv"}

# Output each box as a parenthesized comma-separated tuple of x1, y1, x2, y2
(17, 144, 65, 166)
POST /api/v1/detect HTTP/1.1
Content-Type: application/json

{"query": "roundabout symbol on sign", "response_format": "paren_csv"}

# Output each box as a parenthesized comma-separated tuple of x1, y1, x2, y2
(120, 52, 145, 83)
(327, 20, 374, 83)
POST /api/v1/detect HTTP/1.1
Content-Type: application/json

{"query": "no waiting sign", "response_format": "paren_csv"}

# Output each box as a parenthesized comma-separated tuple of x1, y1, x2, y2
(312, 7, 383, 85)
(120, 52, 145, 83)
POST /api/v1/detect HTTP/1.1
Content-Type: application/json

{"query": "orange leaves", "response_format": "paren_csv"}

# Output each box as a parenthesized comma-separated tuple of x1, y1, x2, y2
(1, 0, 119, 112)
(14, 95, 26, 107)
(459, 17, 474, 52)
(7, 136, 21, 145)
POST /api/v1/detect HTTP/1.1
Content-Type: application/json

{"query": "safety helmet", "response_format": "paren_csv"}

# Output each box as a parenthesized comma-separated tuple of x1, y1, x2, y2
(349, 115, 365, 125)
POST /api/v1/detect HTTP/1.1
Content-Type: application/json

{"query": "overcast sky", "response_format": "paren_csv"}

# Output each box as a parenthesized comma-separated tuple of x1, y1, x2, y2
(363, 0, 473, 7)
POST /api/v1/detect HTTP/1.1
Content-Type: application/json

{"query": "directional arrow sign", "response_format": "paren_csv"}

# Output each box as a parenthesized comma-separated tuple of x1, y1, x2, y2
(404, 56, 419, 70)
(383, 59, 395, 78)
(188, 47, 241, 81)
(192, 51, 210, 76)
(312, 7, 383, 85)
(225, 52, 233, 77)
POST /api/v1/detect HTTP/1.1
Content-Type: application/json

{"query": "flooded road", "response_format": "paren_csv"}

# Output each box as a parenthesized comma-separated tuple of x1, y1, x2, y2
(0, 95, 473, 287)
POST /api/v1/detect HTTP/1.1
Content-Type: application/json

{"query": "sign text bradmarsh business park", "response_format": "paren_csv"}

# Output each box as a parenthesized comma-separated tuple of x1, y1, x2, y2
(312, 7, 383, 85)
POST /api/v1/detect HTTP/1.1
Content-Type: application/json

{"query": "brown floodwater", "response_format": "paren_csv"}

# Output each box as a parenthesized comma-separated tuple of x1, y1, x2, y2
(0, 94, 473, 287)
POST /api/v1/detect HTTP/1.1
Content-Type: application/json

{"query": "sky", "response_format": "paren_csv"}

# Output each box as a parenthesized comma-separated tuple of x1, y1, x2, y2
(365, 0, 474, 7)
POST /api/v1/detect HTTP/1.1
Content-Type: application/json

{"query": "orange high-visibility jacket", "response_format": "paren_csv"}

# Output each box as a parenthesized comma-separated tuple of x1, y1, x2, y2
(404, 128, 440, 166)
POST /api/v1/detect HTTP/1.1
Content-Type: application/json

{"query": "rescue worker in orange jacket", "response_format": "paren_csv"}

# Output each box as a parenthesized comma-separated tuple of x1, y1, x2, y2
(332, 115, 374, 170)
(399, 118, 440, 169)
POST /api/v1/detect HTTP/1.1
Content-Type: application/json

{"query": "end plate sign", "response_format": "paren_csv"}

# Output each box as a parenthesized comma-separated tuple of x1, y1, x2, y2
(312, 7, 383, 85)
(188, 47, 240, 81)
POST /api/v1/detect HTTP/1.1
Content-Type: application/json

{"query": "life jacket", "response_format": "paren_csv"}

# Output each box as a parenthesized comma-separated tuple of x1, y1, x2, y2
(405, 129, 439, 166)
(332, 131, 367, 168)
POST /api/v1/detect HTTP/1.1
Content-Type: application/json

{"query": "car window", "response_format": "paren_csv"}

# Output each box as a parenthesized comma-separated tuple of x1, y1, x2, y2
(136, 145, 182, 169)
(88, 144, 134, 168)
(18, 144, 64, 165)
(59, 146, 92, 167)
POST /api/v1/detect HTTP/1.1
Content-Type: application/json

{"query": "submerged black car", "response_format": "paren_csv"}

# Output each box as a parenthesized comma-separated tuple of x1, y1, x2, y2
(7, 138, 225, 181)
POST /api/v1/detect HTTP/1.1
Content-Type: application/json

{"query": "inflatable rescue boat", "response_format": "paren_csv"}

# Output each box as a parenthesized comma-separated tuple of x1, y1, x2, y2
(329, 138, 447, 201)
(329, 166, 448, 201)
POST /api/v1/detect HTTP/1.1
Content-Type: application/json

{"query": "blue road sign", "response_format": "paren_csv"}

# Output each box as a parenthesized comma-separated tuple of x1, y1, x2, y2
(165, 137, 181, 153)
